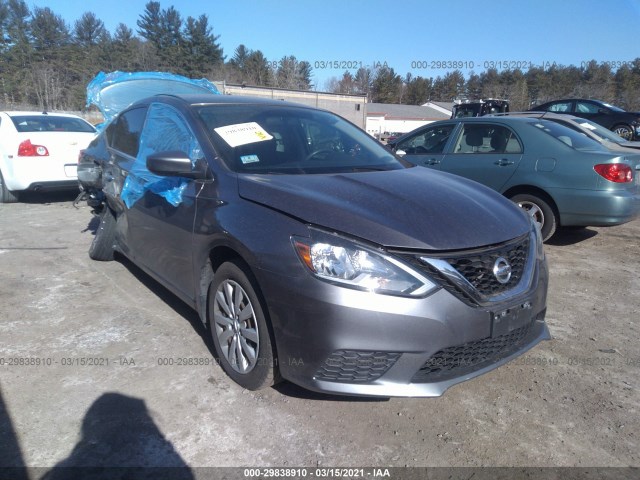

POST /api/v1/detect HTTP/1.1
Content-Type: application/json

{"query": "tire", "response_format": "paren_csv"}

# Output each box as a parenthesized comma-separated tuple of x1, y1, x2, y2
(88, 207, 116, 261)
(510, 193, 558, 241)
(612, 124, 633, 141)
(0, 170, 19, 203)
(208, 261, 277, 390)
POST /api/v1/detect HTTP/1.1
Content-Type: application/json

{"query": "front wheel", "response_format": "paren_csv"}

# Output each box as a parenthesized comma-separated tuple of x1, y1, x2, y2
(612, 124, 633, 141)
(208, 261, 277, 390)
(510, 193, 558, 241)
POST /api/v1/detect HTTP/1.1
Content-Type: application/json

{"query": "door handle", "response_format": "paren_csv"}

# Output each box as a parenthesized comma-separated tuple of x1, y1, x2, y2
(494, 159, 514, 166)
(425, 158, 440, 165)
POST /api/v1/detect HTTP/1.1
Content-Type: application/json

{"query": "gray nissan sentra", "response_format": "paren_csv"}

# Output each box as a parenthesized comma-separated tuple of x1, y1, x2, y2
(79, 93, 549, 397)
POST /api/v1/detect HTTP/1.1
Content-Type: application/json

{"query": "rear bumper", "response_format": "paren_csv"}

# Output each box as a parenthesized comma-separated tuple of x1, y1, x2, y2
(2, 157, 77, 191)
(23, 180, 79, 192)
(553, 187, 640, 226)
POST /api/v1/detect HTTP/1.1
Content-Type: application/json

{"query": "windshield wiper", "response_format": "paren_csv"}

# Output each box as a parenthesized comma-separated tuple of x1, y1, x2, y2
(349, 166, 392, 172)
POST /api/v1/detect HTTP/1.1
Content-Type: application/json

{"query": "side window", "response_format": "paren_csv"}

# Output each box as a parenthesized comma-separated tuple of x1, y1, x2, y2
(108, 107, 147, 157)
(576, 102, 600, 114)
(396, 125, 454, 154)
(454, 124, 522, 154)
(547, 101, 573, 113)
(121, 103, 203, 208)
(139, 103, 202, 161)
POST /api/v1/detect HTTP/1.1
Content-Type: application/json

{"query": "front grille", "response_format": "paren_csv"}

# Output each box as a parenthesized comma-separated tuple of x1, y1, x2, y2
(405, 233, 530, 303)
(411, 321, 536, 383)
(446, 237, 529, 296)
(314, 350, 401, 383)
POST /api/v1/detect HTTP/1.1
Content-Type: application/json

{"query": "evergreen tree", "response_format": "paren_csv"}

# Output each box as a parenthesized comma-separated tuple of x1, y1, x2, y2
(30, 6, 70, 53)
(182, 14, 223, 78)
(404, 76, 432, 105)
(243, 50, 272, 86)
(371, 66, 401, 103)
(73, 12, 107, 47)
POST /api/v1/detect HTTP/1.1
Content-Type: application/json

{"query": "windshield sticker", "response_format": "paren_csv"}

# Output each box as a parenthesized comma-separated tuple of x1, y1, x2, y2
(214, 122, 273, 148)
(240, 154, 260, 164)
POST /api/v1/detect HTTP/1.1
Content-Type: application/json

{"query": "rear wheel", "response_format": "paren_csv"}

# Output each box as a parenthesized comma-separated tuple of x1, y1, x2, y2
(209, 261, 277, 390)
(510, 193, 558, 241)
(89, 206, 116, 261)
(612, 124, 633, 141)
(0, 170, 19, 203)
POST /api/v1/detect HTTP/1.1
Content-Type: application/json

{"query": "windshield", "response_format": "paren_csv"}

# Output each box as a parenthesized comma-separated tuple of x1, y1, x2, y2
(10, 115, 96, 133)
(528, 119, 606, 151)
(602, 102, 625, 113)
(196, 105, 405, 174)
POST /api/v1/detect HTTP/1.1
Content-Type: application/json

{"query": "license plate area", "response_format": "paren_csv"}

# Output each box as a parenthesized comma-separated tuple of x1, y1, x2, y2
(491, 301, 533, 338)
(64, 164, 78, 177)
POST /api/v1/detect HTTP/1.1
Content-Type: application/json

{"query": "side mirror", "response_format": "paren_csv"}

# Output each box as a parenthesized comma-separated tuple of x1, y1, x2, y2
(146, 151, 206, 179)
(598, 108, 609, 115)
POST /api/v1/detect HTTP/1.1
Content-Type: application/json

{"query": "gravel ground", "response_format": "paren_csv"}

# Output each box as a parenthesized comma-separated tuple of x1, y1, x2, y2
(0, 192, 638, 475)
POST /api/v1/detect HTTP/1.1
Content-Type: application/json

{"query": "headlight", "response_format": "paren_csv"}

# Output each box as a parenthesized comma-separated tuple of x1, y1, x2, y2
(292, 229, 437, 297)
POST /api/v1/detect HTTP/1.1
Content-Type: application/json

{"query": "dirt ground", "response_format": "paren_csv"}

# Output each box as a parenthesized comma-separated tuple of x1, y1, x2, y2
(0, 191, 639, 474)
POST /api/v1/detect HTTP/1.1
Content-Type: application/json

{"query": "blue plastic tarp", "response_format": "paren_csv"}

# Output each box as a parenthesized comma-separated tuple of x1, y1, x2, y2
(85, 71, 220, 207)
(86, 71, 220, 126)
(121, 102, 204, 208)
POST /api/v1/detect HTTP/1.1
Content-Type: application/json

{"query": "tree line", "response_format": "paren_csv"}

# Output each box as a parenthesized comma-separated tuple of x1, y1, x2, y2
(328, 60, 640, 111)
(1, 0, 639, 112)
(0, 0, 313, 110)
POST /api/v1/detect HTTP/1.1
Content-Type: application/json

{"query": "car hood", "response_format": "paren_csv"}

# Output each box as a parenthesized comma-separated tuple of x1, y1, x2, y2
(86, 71, 220, 125)
(238, 167, 530, 250)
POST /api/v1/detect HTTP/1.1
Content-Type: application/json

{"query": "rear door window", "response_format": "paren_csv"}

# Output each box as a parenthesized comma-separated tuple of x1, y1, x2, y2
(453, 124, 522, 154)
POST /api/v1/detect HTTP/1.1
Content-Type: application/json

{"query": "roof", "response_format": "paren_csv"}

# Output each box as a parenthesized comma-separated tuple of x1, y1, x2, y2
(1, 111, 84, 117)
(366, 103, 449, 121)
(423, 101, 454, 114)
(160, 93, 318, 109)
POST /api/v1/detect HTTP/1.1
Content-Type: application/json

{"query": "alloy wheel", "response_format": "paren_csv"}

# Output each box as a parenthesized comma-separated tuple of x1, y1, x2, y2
(213, 279, 259, 374)
(613, 125, 633, 141)
(517, 200, 544, 230)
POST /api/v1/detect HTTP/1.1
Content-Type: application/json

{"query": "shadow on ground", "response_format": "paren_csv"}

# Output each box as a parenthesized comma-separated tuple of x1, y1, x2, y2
(546, 227, 598, 246)
(40, 393, 194, 480)
(0, 387, 29, 478)
(18, 191, 79, 205)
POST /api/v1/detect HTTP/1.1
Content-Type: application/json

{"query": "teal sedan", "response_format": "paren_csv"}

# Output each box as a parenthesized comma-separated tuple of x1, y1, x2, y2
(389, 117, 640, 240)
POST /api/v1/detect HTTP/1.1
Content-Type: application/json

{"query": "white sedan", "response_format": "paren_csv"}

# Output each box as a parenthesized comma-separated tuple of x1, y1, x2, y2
(0, 111, 97, 203)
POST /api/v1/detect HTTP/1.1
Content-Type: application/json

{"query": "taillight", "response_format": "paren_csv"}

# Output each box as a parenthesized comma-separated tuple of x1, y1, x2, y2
(594, 163, 633, 183)
(18, 139, 49, 157)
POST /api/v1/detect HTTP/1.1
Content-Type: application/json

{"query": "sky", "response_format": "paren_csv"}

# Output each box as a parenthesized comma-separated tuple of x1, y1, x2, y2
(28, 0, 640, 90)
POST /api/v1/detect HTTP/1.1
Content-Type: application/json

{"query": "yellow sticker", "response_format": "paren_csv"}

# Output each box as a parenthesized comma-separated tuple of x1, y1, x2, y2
(214, 122, 274, 148)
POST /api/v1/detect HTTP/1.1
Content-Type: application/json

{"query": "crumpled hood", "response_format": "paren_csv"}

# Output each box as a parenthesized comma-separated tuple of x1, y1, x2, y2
(86, 71, 220, 125)
(238, 167, 530, 250)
